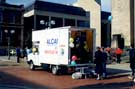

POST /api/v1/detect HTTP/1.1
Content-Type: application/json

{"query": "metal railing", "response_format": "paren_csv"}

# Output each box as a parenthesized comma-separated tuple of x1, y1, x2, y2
(0, 46, 16, 56)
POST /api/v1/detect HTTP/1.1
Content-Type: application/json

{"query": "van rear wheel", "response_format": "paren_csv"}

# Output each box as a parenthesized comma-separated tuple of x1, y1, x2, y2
(29, 61, 35, 70)
(52, 66, 58, 75)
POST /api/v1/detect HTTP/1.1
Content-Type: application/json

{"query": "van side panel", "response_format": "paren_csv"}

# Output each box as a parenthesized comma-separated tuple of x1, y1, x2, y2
(33, 28, 69, 65)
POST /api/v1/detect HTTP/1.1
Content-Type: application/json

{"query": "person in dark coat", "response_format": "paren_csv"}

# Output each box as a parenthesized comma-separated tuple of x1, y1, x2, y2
(128, 44, 135, 80)
(94, 47, 104, 80)
(16, 47, 21, 63)
(101, 47, 108, 78)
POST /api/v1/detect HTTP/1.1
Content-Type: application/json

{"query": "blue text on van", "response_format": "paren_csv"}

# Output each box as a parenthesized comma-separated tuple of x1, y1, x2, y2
(47, 38, 58, 45)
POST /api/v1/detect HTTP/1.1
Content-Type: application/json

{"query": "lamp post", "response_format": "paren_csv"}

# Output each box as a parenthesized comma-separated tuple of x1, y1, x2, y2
(5, 29, 15, 60)
(40, 20, 55, 29)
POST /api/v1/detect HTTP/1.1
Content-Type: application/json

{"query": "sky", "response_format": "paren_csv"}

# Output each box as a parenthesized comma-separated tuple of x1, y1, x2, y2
(6, 0, 111, 12)
(101, 0, 111, 12)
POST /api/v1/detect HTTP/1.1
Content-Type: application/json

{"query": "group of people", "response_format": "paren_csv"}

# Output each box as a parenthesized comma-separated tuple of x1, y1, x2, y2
(94, 46, 123, 80)
(101, 47, 123, 64)
(16, 47, 31, 63)
(94, 45, 135, 82)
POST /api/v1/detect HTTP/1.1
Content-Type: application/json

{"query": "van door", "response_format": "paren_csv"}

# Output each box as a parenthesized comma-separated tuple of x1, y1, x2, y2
(32, 41, 40, 66)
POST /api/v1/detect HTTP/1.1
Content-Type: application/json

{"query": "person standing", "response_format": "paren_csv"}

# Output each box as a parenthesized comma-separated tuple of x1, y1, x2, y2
(16, 47, 21, 63)
(128, 44, 135, 80)
(115, 48, 122, 64)
(106, 47, 111, 60)
(94, 47, 104, 80)
(101, 47, 108, 78)
(25, 47, 31, 60)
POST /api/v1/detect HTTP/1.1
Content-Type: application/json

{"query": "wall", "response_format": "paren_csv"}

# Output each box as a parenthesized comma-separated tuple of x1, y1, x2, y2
(74, 0, 101, 47)
(112, 0, 131, 47)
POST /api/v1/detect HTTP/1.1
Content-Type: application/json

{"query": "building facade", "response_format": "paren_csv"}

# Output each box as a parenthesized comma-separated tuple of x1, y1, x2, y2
(0, 0, 24, 48)
(24, 0, 90, 47)
(112, 0, 134, 48)
(74, 0, 101, 47)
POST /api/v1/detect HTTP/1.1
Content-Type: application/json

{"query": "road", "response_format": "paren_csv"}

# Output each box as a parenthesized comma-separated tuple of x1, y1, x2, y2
(0, 56, 134, 89)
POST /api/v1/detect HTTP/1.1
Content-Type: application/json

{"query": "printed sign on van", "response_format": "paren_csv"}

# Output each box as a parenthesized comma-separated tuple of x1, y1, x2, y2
(45, 38, 58, 55)
(47, 38, 58, 46)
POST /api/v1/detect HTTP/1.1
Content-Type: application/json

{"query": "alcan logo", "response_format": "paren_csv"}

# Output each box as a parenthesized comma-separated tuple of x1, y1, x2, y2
(47, 38, 58, 45)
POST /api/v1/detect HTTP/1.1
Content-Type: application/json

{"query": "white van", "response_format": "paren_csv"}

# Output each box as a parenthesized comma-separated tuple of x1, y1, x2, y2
(27, 26, 96, 74)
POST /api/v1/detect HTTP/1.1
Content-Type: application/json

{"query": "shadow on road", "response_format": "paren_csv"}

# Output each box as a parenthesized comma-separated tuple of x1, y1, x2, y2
(0, 71, 51, 89)
(107, 74, 129, 80)
(72, 81, 134, 89)
(107, 68, 131, 75)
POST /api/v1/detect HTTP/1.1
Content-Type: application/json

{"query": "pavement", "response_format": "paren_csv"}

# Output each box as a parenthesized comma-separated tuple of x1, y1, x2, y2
(107, 63, 131, 77)
(0, 56, 17, 62)
(0, 56, 27, 67)
(0, 56, 132, 75)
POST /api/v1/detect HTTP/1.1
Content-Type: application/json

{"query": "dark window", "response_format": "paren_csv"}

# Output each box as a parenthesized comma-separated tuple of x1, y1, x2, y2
(9, 13, 15, 23)
(77, 20, 90, 27)
(15, 13, 21, 24)
(65, 19, 75, 26)
(36, 15, 49, 30)
(3, 11, 14, 23)
(101, 23, 108, 47)
(0, 30, 2, 42)
(51, 17, 63, 28)
(0, 11, 2, 22)
(3, 10, 21, 24)
(3, 11, 9, 23)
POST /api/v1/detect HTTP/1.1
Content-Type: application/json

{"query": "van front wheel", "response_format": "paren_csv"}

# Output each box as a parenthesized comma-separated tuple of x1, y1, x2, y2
(29, 61, 35, 70)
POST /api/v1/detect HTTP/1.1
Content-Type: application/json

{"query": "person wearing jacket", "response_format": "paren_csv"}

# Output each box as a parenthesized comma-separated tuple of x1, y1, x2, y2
(128, 44, 135, 81)
(94, 47, 104, 80)
(16, 47, 21, 63)
(115, 48, 122, 64)
(101, 47, 108, 78)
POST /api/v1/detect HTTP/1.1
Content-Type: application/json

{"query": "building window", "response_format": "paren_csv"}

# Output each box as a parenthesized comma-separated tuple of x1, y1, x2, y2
(3, 10, 21, 24)
(77, 20, 90, 28)
(15, 13, 21, 24)
(0, 11, 2, 22)
(3, 11, 9, 23)
(65, 19, 75, 26)
(9, 13, 15, 23)
(51, 17, 63, 28)
(3, 11, 13, 23)
(0, 30, 2, 43)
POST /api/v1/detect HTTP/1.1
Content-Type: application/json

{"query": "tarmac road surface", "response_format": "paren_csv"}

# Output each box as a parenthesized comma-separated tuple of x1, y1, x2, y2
(0, 56, 134, 89)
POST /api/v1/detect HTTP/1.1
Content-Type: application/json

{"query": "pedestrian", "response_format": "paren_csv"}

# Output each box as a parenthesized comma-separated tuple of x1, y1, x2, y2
(106, 47, 111, 60)
(94, 47, 104, 80)
(128, 44, 135, 81)
(101, 47, 108, 78)
(115, 47, 122, 64)
(25, 47, 31, 60)
(16, 47, 21, 63)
